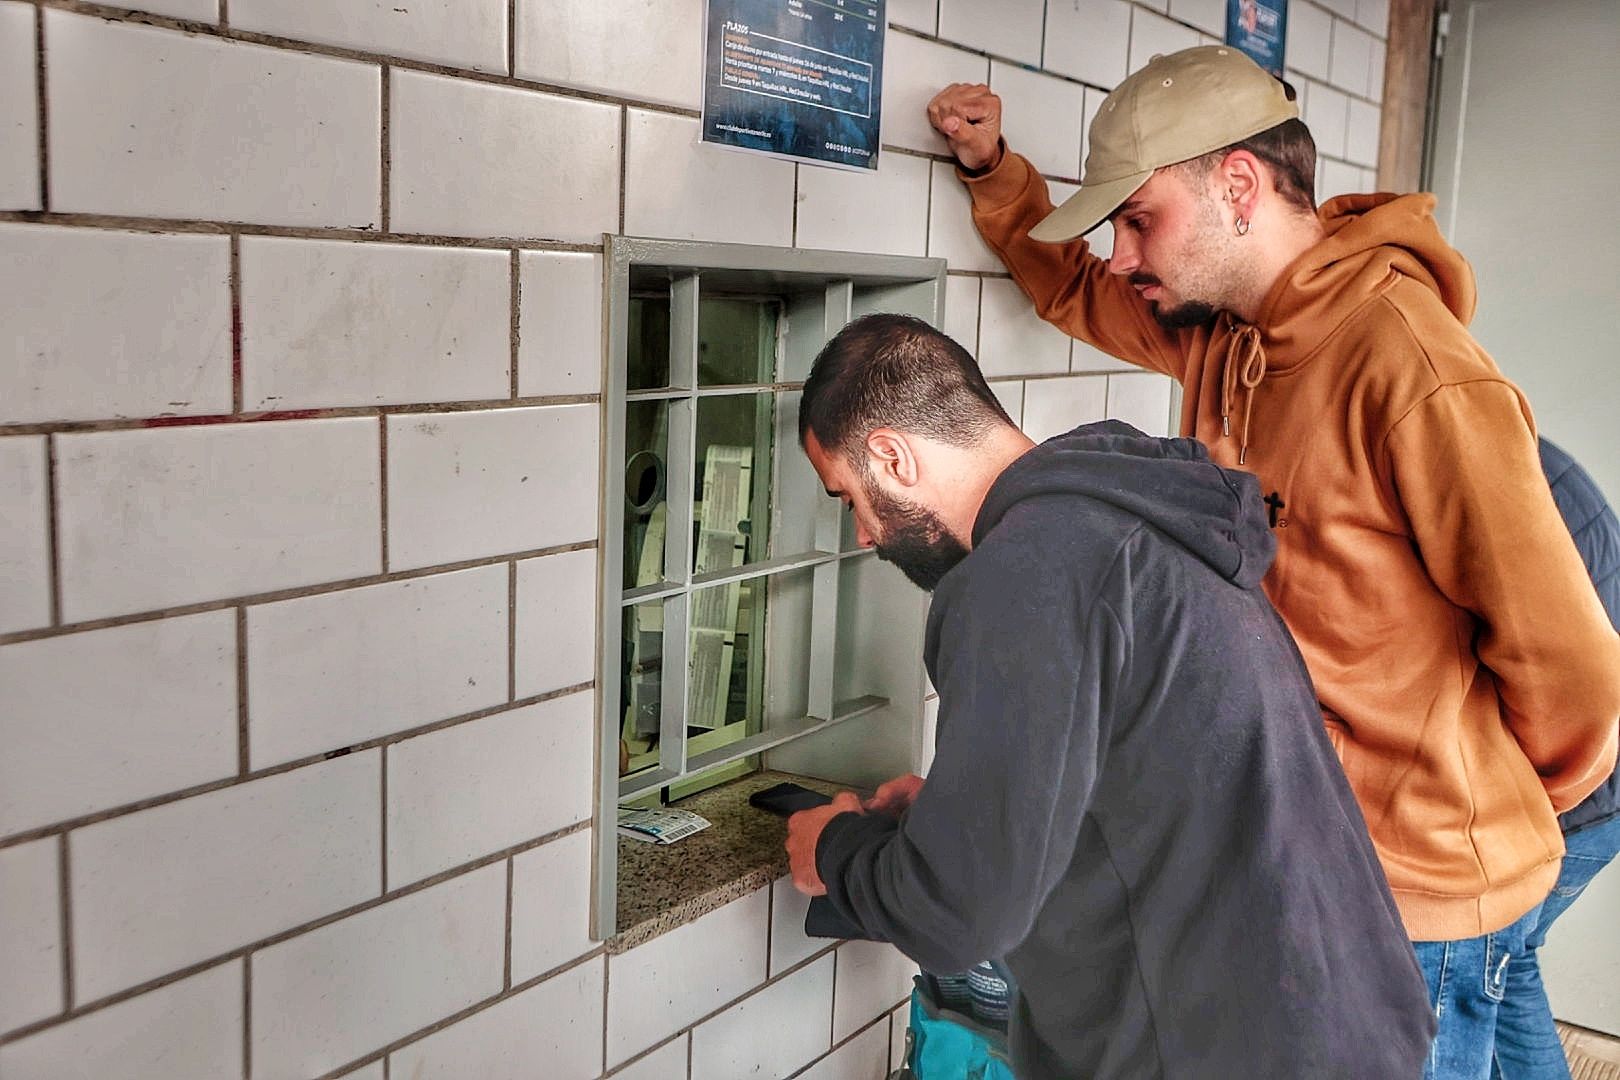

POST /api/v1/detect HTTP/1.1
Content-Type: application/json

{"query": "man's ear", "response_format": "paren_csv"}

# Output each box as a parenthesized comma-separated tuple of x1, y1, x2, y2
(865, 428, 920, 488)
(1217, 149, 1266, 221)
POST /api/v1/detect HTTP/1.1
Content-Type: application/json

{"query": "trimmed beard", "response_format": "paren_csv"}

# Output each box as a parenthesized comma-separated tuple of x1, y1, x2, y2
(862, 475, 969, 592)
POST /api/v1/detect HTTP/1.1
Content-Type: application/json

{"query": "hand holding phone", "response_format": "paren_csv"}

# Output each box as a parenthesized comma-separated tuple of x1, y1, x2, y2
(749, 781, 834, 817)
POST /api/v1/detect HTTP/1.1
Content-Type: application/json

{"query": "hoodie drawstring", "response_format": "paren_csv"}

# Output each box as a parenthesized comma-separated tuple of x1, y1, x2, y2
(1220, 324, 1267, 465)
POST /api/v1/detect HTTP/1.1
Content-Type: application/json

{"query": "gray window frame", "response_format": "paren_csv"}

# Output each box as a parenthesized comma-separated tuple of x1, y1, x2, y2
(594, 235, 946, 939)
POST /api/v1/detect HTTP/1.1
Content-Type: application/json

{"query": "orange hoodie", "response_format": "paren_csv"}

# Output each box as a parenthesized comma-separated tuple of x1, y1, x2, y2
(965, 150, 1620, 940)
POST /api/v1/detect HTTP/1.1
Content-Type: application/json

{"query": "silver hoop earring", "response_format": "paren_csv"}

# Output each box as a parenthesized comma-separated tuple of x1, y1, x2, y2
(1235, 217, 1250, 237)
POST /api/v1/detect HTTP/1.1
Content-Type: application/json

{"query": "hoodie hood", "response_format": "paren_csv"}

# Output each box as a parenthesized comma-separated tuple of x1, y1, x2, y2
(1253, 192, 1478, 367)
(1215, 193, 1478, 465)
(975, 420, 1276, 589)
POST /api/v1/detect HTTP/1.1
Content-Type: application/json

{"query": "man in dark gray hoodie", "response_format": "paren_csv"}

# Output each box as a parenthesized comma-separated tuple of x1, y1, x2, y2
(788, 313, 1434, 1079)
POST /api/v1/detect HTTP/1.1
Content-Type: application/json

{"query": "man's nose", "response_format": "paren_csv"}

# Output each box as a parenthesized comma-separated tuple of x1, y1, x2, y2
(854, 521, 875, 548)
(1107, 232, 1138, 276)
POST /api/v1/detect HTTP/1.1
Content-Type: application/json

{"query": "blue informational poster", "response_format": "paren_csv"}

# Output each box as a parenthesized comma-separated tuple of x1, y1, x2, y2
(701, 0, 885, 171)
(1226, 0, 1289, 78)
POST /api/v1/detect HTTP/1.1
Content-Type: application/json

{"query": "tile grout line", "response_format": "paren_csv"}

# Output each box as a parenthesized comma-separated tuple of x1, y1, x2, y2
(36, 0, 707, 118)
(506, 559, 517, 702)
(617, 106, 627, 235)
(601, 947, 611, 1076)
(229, 233, 242, 414)
(377, 415, 389, 572)
(217, 0, 227, 30)
(0, 210, 617, 251)
(236, 606, 250, 775)
(241, 954, 251, 1079)
(506, 0, 515, 76)
(502, 856, 514, 991)
(57, 832, 74, 1012)
(33, 2, 48, 212)
(0, 538, 601, 650)
(379, 64, 390, 234)
(313, 947, 607, 1080)
(0, 390, 607, 440)
(0, 681, 597, 854)
(784, 1010, 895, 1080)
(508, 249, 520, 400)
(828, 947, 838, 1051)
(43, 433, 62, 627)
(379, 746, 389, 895)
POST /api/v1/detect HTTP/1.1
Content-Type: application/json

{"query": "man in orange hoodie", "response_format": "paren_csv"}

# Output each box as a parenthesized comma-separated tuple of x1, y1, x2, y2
(926, 45, 1620, 1078)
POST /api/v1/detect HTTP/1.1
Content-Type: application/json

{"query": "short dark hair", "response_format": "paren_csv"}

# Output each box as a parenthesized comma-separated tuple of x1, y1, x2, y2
(1181, 116, 1319, 215)
(798, 313, 1012, 465)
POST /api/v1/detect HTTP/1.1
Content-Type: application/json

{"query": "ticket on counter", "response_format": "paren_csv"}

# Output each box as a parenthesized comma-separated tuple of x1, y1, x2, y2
(616, 807, 713, 845)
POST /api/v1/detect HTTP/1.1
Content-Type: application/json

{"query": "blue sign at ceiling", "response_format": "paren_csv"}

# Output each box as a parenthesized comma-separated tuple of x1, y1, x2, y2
(701, 0, 885, 171)
(1226, 0, 1289, 78)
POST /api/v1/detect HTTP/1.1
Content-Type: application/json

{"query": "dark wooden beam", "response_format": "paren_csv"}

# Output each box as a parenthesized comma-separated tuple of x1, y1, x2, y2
(1378, 0, 1439, 192)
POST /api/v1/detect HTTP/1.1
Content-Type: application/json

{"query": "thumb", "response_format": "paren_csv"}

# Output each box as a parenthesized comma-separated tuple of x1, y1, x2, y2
(942, 115, 961, 135)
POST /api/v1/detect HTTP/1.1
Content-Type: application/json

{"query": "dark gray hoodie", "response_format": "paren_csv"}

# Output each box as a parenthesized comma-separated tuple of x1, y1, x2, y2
(816, 421, 1435, 1079)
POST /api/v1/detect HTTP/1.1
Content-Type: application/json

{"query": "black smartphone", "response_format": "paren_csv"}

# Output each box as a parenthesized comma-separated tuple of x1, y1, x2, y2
(748, 781, 834, 817)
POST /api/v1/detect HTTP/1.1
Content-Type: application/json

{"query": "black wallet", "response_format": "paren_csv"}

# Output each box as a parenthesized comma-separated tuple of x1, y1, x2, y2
(748, 781, 833, 817)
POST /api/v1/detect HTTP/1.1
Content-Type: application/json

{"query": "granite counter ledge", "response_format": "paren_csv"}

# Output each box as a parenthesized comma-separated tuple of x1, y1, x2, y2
(608, 769, 861, 953)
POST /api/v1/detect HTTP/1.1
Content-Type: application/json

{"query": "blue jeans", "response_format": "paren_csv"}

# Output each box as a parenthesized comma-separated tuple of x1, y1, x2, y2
(1413, 902, 1543, 1079)
(1493, 814, 1620, 1080)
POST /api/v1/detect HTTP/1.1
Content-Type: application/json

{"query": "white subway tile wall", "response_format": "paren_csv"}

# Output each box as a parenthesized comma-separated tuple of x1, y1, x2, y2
(1287, 1, 1334, 80)
(386, 693, 594, 886)
(942, 273, 982, 353)
(979, 278, 1073, 376)
(0, 225, 232, 424)
(385, 404, 599, 570)
(240, 237, 511, 410)
(515, 547, 599, 698)
(70, 750, 381, 1001)
(1044, 0, 1132, 89)
(0, 436, 49, 635)
(246, 566, 509, 766)
(1, 612, 237, 835)
(605, 889, 768, 1067)
(937, 0, 1045, 66)
(1128, 8, 1201, 73)
(991, 61, 1086, 181)
(928, 160, 1002, 272)
(1305, 80, 1352, 161)
(882, 32, 991, 158)
(608, 1035, 691, 1080)
(518, 251, 606, 398)
(798, 1019, 893, 1080)
(389, 71, 620, 242)
(233, 0, 509, 74)
(388, 957, 605, 1080)
(54, 419, 382, 622)
(47, 11, 381, 228)
(1022, 374, 1110, 442)
(509, 829, 596, 982)
(689, 953, 835, 1079)
(251, 863, 505, 1078)
(795, 151, 931, 257)
(0, 963, 243, 1080)
(0, 2, 37, 211)
(832, 940, 917, 1042)
(768, 873, 825, 978)
(0, 1, 1387, 1071)
(514, 0, 703, 110)
(623, 110, 796, 248)
(0, 838, 60, 1032)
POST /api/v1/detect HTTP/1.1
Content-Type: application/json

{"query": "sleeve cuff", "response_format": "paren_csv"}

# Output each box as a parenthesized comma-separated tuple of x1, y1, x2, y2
(956, 140, 1034, 211)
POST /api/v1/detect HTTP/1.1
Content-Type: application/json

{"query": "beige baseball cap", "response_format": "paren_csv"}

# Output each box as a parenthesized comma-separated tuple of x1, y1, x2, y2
(1029, 45, 1299, 242)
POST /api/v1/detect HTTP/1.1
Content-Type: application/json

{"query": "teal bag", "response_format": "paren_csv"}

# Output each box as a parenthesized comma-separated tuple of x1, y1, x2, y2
(889, 975, 1016, 1080)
